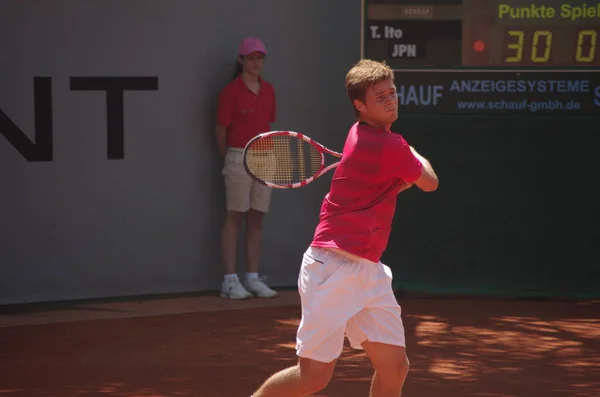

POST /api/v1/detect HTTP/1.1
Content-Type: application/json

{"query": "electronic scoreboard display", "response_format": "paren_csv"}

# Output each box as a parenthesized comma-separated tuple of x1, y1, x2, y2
(362, 0, 600, 116)
(363, 0, 600, 68)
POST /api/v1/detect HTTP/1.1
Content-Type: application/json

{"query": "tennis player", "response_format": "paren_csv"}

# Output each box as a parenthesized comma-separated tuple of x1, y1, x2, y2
(250, 59, 438, 397)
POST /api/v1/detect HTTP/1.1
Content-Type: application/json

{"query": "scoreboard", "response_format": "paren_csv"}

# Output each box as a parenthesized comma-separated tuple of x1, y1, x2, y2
(362, 0, 600, 115)
(363, 0, 600, 68)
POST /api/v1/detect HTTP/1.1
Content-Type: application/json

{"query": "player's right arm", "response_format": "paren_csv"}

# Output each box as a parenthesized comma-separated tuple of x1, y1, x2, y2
(409, 146, 438, 192)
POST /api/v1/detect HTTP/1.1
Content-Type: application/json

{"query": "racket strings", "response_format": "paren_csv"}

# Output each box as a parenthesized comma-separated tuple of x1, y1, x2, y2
(245, 135, 322, 185)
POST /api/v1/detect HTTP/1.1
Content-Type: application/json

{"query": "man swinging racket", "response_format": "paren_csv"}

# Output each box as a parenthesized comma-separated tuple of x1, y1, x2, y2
(249, 59, 439, 397)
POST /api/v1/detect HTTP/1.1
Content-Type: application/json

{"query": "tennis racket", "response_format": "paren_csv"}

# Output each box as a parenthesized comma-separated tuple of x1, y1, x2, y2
(242, 131, 342, 189)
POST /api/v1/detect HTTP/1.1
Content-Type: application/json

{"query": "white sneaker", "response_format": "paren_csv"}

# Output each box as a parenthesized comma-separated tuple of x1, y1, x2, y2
(220, 278, 252, 300)
(244, 277, 278, 298)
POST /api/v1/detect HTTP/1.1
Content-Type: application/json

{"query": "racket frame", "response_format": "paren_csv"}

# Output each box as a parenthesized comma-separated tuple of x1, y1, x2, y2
(242, 131, 342, 189)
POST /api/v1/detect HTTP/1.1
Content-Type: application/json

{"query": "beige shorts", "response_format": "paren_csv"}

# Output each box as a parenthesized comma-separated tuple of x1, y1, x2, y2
(295, 247, 406, 363)
(222, 148, 272, 213)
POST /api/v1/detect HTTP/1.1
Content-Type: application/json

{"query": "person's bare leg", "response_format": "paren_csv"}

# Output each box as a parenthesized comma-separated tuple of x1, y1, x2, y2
(221, 211, 244, 274)
(246, 209, 265, 274)
(362, 341, 410, 397)
(252, 357, 336, 397)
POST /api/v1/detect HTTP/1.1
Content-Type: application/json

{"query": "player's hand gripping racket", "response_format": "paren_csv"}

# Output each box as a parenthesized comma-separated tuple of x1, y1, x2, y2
(243, 131, 342, 189)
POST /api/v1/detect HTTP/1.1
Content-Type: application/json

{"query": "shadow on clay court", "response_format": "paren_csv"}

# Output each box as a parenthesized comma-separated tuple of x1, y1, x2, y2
(0, 297, 598, 397)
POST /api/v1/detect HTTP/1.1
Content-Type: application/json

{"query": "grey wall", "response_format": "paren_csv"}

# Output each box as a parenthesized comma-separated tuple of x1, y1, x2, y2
(0, 0, 361, 304)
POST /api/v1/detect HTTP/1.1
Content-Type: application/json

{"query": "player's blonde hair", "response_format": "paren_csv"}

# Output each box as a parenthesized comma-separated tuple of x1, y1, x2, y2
(345, 59, 394, 116)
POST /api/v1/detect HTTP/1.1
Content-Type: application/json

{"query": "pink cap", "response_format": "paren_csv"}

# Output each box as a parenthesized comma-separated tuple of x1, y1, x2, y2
(238, 37, 267, 56)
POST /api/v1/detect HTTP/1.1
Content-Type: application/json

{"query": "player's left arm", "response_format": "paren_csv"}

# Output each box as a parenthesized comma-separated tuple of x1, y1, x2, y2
(396, 182, 413, 194)
(408, 145, 438, 192)
(383, 135, 428, 192)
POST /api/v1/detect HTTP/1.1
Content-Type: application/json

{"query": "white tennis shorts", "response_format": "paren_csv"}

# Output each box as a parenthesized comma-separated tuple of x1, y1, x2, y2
(295, 246, 406, 363)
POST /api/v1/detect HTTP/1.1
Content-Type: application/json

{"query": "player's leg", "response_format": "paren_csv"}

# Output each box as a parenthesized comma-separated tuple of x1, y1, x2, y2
(345, 263, 409, 396)
(244, 182, 277, 297)
(252, 357, 336, 397)
(251, 247, 365, 396)
(362, 341, 409, 397)
(220, 149, 252, 299)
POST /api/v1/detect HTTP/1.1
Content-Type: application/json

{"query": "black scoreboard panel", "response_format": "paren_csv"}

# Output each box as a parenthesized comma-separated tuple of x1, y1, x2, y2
(363, 0, 600, 68)
(365, 19, 463, 67)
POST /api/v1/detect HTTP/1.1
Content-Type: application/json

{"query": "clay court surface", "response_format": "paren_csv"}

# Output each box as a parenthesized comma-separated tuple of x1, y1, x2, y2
(0, 291, 598, 397)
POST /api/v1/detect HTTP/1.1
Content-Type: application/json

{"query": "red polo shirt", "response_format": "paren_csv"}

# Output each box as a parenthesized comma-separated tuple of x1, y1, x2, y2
(311, 122, 424, 263)
(217, 76, 276, 148)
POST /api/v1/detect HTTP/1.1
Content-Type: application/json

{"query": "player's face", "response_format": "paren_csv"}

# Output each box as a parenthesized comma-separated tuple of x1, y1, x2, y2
(241, 51, 265, 76)
(357, 79, 398, 129)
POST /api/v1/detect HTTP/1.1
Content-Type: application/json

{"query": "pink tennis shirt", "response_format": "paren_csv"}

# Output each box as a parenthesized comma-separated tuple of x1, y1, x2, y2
(311, 122, 424, 263)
